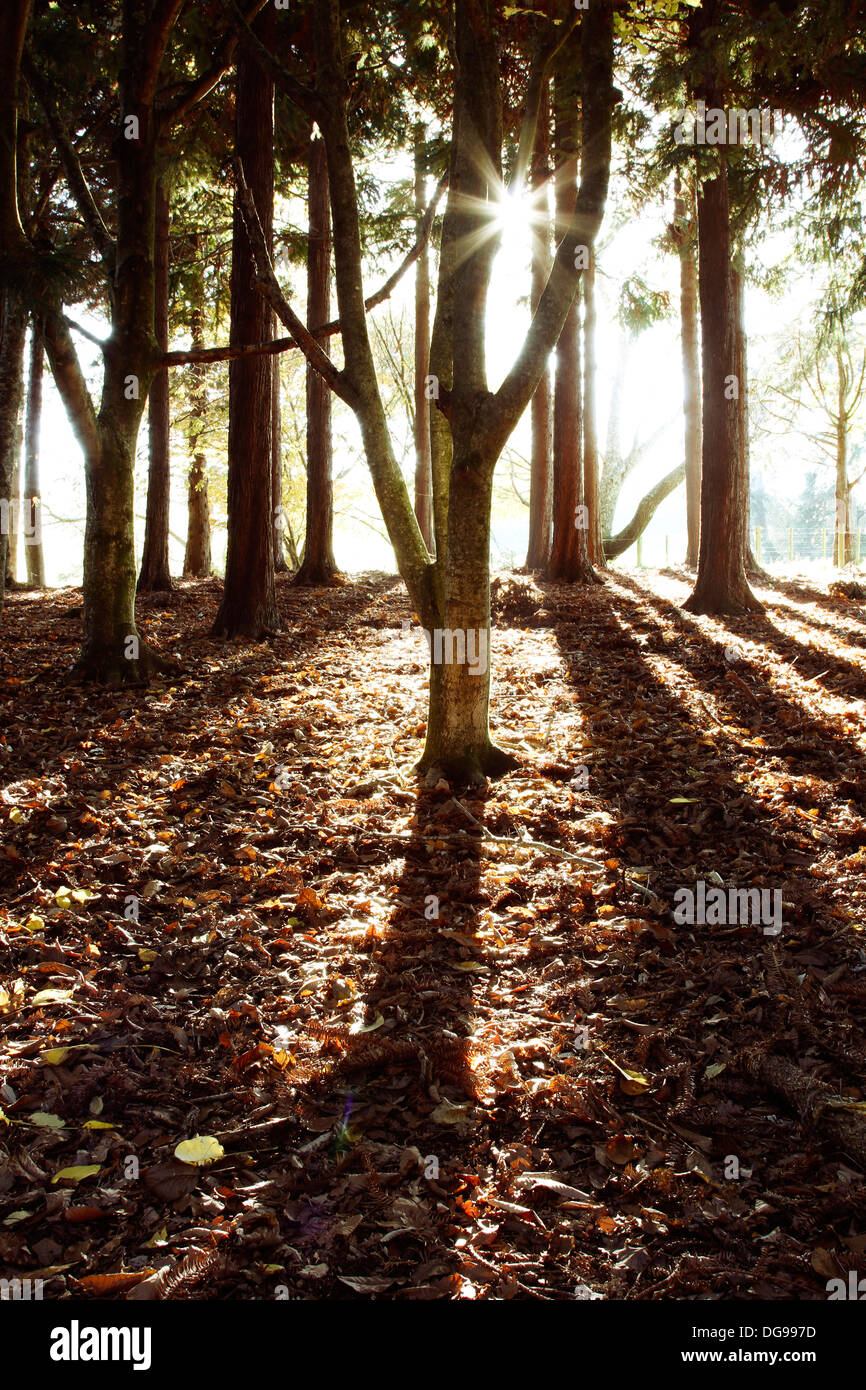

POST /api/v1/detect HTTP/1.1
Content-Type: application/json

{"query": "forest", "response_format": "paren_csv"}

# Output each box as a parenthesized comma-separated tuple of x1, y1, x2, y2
(1, 0, 866, 1335)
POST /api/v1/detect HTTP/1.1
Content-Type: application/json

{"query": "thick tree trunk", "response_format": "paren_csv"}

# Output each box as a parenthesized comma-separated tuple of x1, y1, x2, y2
(583, 245, 604, 567)
(138, 178, 172, 593)
(604, 463, 685, 560)
(293, 131, 338, 586)
(677, 184, 702, 568)
(272, 360, 287, 571)
(0, 292, 27, 610)
(212, 21, 278, 634)
(413, 125, 434, 553)
(525, 85, 552, 571)
(23, 315, 45, 587)
(183, 278, 212, 579)
(547, 49, 597, 585)
(683, 157, 760, 615)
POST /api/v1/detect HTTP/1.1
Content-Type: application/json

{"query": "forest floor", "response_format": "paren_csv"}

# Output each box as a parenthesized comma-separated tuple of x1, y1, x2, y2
(2, 566, 866, 1301)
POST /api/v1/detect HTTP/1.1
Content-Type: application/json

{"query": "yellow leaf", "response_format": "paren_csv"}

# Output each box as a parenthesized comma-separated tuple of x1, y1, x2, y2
(29, 1112, 66, 1129)
(3, 1210, 31, 1224)
(174, 1134, 225, 1166)
(23, 915, 45, 932)
(10, 808, 26, 823)
(41, 1047, 71, 1064)
(145, 1227, 168, 1248)
(349, 1012, 385, 1034)
(453, 961, 489, 973)
(52, 1164, 101, 1185)
(33, 988, 74, 1005)
(138, 948, 158, 963)
(83, 1120, 115, 1129)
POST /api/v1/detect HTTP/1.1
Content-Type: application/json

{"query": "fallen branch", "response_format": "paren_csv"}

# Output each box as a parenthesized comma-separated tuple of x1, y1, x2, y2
(745, 1049, 866, 1168)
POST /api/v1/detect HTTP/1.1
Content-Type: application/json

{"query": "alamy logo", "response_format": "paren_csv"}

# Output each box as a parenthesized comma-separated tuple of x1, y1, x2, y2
(674, 101, 783, 147)
(0, 497, 42, 544)
(827, 1272, 866, 1300)
(50, 1321, 152, 1372)
(0, 1277, 43, 1300)
(401, 620, 488, 676)
(672, 881, 782, 935)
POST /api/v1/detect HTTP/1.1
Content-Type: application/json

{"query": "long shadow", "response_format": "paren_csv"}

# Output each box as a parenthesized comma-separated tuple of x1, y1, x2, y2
(544, 576, 866, 1296)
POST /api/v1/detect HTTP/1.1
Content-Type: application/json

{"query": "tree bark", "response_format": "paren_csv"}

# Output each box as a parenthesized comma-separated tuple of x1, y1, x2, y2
(413, 124, 434, 553)
(525, 84, 553, 572)
(603, 463, 685, 560)
(23, 313, 45, 587)
(293, 130, 338, 586)
(834, 347, 852, 568)
(212, 14, 278, 635)
(183, 261, 212, 579)
(0, 292, 27, 610)
(683, 3, 760, 616)
(137, 177, 173, 593)
(676, 181, 702, 568)
(272, 358, 287, 571)
(547, 43, 597, 585)
(583, 245, 604, 567)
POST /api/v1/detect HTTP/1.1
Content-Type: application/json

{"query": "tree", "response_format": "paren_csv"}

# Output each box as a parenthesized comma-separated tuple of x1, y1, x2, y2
(413, 123, 434, 554)
(232, 0, 613, 781)
(23, 312, 45, 587)
(293, 129, 338, 586)
(672, 175, 701, 567)
(682, 0, 761, 616)
(137, 178, 173, 593)
(525, 83, 553, 571)
(182, 246, 213, 579)
(212, 15, 278, 636)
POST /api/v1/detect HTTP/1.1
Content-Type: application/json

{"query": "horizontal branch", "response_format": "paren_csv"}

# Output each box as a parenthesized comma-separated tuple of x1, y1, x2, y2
(604, 463, 685, 560)
(161, 174, 446, 369)
(232, 155, 358, 408)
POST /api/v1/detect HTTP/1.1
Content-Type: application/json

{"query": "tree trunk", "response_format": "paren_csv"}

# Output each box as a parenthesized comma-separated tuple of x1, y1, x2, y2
(212, 19, 278, 635)
(734, 267, 765, 579)
(683, 155, 760, 615)
(604, 463, 685, 559)
(183, 268, 212, 579)
(137, 178, 172, 593)
(677, 182, 702, 568)
(583, 245, 604, 567)
(413, 124, 434, 553)
(23, 313, 45, 587)
(547, 48, 597, 585)
(834, 347, 852, 568)
(272, 359, 288, 571)
(0, 291, 27, 610)
(293, 130, 338, 586)
(525, 84, 552, 571)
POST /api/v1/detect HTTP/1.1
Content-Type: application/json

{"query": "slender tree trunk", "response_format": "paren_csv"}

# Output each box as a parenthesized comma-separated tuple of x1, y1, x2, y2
(212, 20, 278, 634)
(677, 182, 702, 568)
(23, 313, 45, 586)
(583, 245, 604, 566)
(835, 349, 851, 567)
(683, 156, 760, 615)
(272, 359, 288, 571)
(5, 414, 20, 589)
(138, 178, 172, 592)
(294, 131, 338, 586)
(525, 84, 552, 571)
(734, 267, 764, 578)
(547, 48, 597, 584)
(0, 291, 27, 610)
(183, 271, 212, 579)
(413, 124, 434, 552)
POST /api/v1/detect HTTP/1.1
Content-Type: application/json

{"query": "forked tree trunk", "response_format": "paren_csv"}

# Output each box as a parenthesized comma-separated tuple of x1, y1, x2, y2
(547, 47, 597, 585)
(212, 25, 278, 635)
(676, 183, 701, 568)
(525, 84, 552, 571)
(413, 125, 434, 553)
(183, 281, 212, 579)
(23, 314, 45, 587)
(138, 178, 173, 593)
(294, 132, 338, 586)
(583, 245, 604, 566)
(0, 291, 27, 609)
(683, 156, 760, 616)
